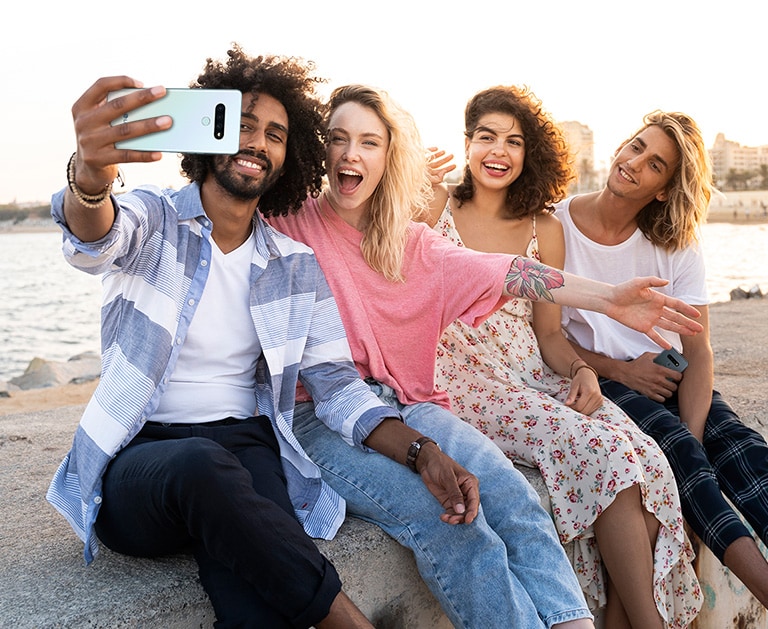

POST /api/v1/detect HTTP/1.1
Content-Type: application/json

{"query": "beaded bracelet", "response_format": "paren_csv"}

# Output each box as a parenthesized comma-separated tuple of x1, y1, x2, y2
(66, 152, 113, 209)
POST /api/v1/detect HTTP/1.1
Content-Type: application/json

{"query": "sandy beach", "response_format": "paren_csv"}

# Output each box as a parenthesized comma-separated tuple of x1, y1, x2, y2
(0, 379, 98, 417)
(706, 208, 768, 224)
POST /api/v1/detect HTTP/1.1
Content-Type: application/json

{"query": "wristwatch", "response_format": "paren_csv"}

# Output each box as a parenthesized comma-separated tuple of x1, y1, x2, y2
(405, 436, 440, 473)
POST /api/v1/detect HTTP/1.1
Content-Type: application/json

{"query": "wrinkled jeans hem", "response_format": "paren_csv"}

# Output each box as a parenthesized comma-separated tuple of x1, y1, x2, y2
(544, 606, 594, 627)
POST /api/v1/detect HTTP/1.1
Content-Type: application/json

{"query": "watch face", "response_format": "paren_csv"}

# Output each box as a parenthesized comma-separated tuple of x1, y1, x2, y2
(406, 437, 440, 472)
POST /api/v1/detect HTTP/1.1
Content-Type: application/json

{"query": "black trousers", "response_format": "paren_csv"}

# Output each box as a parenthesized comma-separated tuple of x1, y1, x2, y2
(601, 383, 768, 562)
(95, 416, 341, 628)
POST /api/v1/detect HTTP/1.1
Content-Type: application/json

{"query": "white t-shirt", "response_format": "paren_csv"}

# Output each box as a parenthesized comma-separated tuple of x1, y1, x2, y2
(151, 231, 262, 423)
(555, 197, 709, 361)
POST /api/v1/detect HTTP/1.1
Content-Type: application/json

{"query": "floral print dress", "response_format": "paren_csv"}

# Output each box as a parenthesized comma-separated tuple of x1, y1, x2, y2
(433, 205, 702, 626)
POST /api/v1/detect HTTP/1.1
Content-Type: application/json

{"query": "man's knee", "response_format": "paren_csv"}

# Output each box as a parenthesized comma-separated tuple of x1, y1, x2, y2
(166, 437, 250, 491)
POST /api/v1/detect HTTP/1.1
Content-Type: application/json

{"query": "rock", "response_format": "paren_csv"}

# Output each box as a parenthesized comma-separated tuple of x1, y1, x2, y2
(0, 380, 20, 397)
(730, 284, 763, 300)
(9, 352, 101, 390)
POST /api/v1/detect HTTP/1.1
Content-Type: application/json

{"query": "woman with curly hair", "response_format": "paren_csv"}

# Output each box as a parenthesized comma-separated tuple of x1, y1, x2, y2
(427, 86, 702, 628)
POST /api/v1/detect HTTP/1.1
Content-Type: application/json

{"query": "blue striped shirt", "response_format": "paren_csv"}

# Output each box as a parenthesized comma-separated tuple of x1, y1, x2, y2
(47, 183, 396, 563)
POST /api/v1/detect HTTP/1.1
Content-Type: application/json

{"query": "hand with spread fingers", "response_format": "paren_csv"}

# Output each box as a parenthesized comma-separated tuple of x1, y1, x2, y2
(426, 146, 456, 186)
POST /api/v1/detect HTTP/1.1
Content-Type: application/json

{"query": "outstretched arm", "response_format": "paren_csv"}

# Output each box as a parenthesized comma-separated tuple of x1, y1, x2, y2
(503, 256, 702, 348)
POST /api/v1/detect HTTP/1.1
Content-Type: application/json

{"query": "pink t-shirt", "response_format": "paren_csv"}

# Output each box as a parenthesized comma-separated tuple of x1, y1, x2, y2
(269, 196, 514, 408)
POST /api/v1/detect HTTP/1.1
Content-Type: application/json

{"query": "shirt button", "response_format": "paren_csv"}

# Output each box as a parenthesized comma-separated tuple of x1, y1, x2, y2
(176, 337, 182, 345)
(201, 260, 208, 267)
(188, 299, 195, 306)
(94, 496, 102, 505)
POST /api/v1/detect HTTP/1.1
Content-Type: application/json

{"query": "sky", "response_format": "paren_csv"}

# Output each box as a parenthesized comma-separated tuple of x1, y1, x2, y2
(3, 0, 766, 204)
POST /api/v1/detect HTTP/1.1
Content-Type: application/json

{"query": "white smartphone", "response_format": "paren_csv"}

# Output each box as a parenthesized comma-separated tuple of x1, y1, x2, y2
(107, 88, 242, 154)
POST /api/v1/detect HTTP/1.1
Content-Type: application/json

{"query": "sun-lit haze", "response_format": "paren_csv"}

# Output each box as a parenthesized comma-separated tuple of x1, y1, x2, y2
(3, 0, 765, 204)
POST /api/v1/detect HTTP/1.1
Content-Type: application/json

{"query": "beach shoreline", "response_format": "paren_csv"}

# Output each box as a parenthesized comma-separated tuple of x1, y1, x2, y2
(2, 299, 766, 422)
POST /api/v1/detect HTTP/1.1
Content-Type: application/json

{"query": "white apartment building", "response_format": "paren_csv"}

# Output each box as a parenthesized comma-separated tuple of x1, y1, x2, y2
(709, 133, 768, 185)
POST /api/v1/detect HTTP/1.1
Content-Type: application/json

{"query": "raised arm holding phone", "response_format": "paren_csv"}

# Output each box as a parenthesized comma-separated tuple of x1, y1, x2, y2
(50, 46, 457, 629)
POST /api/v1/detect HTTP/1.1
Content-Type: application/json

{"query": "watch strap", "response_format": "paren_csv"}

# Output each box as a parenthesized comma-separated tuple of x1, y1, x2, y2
(405, 436, 439, 473)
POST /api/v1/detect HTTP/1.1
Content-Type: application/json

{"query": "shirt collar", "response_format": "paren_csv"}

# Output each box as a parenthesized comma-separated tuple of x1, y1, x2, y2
(176, 182, 207, 221)
(252, 212, 282, 260)
(176, 182, 282, 260)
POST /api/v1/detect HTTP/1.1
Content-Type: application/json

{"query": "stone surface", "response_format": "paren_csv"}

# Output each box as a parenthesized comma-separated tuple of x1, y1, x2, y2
(8, 352, 101, 390)
(0, 300, 766, 627)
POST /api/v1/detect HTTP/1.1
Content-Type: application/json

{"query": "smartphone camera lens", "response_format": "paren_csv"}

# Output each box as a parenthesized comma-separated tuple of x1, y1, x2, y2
(214, 103, 226, 140)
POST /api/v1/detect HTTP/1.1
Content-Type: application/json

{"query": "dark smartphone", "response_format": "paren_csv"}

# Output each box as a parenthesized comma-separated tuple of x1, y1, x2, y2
(653, 347, 688, 373)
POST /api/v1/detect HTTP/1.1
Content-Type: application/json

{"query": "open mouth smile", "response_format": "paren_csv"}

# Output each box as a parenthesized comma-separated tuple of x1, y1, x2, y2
(337, 168, 363, 193)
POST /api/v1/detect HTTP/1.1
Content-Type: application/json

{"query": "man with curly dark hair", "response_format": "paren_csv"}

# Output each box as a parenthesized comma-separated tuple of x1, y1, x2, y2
(180, 43, 326, 218)
(46, 46, 382, 628)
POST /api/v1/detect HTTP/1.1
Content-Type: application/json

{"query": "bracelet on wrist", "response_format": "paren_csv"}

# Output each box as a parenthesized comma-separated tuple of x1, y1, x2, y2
(405, 436, 440, 473)
(67, 152, 113, 209)
(569, 358, 585, 378)
(573, 363, 599, 380)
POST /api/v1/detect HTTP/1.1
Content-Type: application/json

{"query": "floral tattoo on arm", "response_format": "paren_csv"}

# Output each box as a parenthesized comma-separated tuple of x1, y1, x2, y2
(504, 256, 564, 303)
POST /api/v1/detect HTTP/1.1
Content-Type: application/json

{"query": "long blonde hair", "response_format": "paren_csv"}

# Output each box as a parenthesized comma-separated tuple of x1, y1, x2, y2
(629, 111, 713, 250)
(325, 85, 432, 281)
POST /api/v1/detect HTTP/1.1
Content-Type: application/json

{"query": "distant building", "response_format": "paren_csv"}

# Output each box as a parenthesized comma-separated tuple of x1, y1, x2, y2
(709, 134, 768, 188)
(559, 120, 597, 193)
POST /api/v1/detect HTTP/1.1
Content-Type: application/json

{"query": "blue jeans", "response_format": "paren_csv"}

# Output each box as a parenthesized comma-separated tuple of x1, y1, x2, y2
(294, 381, 591, 629)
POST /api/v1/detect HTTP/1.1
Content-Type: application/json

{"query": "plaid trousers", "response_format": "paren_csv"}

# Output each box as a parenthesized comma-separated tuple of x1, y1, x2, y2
(599, 381, 768, 562)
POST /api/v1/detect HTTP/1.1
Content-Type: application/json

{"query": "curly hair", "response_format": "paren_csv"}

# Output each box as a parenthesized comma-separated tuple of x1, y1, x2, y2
(179, 43, 327, 216)
(453, 86, 574, 218)
(325, 85, 432, 282)
(625, 111, 713, 251)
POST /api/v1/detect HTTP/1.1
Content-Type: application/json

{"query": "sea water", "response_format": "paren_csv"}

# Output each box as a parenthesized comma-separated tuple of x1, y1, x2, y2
(1, 223, 765, 382)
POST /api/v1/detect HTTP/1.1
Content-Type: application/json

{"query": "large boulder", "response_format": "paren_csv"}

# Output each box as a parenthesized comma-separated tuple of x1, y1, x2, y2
(9, 352, 101, 390)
